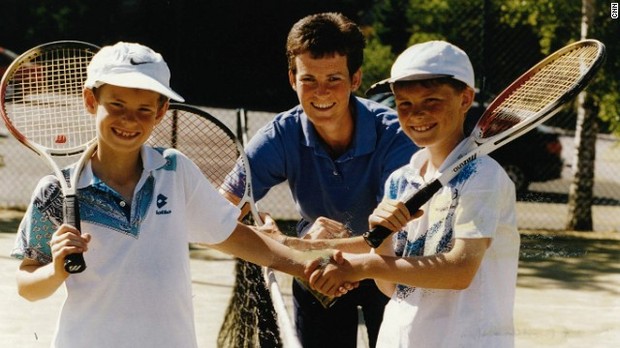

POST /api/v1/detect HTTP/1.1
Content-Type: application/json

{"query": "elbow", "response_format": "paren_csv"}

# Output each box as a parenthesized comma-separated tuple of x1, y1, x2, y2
(444, 258, 479, 290)
(17, 287, 41, 302)
(451, 278, 474, 290)
(448, 264, 479, 290)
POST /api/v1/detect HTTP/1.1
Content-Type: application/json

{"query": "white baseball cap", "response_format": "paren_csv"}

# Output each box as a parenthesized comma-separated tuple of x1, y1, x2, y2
(84, 42, 184, 102)
(367, 40, 474, 95)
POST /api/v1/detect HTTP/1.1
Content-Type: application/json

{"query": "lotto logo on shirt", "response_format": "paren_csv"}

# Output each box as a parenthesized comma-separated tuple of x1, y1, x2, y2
(156, 193, 172, 215)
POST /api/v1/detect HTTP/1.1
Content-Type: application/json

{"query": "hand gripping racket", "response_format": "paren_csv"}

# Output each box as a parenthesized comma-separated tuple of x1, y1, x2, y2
(363, 39, 606, 248)
(0, 40, 100, 273)
(147, 104, 301, 348)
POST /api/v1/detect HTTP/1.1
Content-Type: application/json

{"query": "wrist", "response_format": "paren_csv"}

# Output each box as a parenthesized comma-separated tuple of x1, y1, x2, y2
(280, 235, 289, 245)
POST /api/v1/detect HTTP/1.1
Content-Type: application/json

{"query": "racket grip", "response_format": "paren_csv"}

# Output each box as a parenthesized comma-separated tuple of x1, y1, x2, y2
(63, 194, 87, 274)
(363, 180, 443, 248)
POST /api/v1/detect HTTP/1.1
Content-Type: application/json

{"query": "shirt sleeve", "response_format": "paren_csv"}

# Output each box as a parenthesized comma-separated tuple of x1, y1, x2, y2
(453, 158, 516, 240)
(179, 154, 241, 245)
(239, 121, 288, 201)
(11, 175, 65, 264)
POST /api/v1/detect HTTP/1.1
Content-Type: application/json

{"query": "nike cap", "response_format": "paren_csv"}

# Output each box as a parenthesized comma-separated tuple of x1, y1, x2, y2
(84, 41, 184, 102)
(367, 40, 474, 95)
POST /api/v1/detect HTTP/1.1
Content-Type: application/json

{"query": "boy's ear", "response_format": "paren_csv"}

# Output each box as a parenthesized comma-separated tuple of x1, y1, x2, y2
(83, 88, 97, 114)
(154, 100, 169, 125)
(350, 69, 362, 92)
(460, 87, 475, 112)
(288, 70, 297, 91)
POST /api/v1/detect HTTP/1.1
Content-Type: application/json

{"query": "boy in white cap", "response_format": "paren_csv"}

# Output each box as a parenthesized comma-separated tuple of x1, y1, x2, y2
(11, 42, 335, 348)
(309, 40, 520, 347)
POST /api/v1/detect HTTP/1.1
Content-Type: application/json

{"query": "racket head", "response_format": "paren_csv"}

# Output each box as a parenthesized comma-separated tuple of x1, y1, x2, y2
(0, 40, 100, 156)
(472, 39, 606, 143)
(148, 103, 259, 220)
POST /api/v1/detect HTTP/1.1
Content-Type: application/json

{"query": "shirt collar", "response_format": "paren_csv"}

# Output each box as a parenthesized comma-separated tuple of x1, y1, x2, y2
(299, 96, 378, 158)
(409, 137, 475, 181)
(438, 137, 475, 173)
(77, 145, 168, 189)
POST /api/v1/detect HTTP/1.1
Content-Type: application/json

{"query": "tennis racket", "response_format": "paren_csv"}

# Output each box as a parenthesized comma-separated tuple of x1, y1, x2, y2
(147, 103, 261, 222)
(0, 40, 100, 272)
(363, 39, 606, 248)
(147, 103, 301, 348)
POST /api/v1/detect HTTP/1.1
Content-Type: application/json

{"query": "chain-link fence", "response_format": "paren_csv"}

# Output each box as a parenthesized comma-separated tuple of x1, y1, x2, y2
(1, 1, 618, 232)
(239, 108, 620, 233)
(1, 103, 619, 232)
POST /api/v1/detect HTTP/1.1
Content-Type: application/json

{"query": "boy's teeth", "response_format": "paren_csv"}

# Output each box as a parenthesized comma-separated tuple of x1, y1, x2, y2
(314, 103, 333, 109)
(413, 125, 432, 132)
(114, 129, 137, 137)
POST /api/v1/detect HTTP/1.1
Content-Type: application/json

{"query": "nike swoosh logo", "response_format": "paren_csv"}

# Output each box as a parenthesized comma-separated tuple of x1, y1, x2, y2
(130, 58, 151, 65)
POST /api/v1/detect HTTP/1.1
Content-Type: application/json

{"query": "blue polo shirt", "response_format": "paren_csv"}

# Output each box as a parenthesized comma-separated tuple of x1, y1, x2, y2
(232, 96, 417, 236)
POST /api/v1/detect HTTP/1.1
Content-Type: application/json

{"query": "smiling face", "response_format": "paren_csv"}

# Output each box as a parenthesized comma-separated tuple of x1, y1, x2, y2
(393, 80, 474, 157)
(288, 52, 361, 131)
(84, 84, 167, 158)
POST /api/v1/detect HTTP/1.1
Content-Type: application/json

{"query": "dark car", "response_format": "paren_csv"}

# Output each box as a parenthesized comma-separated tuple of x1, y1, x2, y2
(1, 47, 45, 102)
(0, 47, 18, 78)
(1, 47, 20, 103)
(369, 92, 564, 192)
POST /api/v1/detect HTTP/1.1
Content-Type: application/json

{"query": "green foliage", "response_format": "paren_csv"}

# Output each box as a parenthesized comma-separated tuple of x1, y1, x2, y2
(1, 0, 617, 129)
(359, 37, 395, 96)
(498, 0, 581, 53)
(362, 0, 619, 136)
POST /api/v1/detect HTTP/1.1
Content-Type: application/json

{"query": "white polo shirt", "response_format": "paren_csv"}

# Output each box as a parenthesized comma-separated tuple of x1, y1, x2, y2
(12, 146, 240, 348)
(377, 139, 520, 348)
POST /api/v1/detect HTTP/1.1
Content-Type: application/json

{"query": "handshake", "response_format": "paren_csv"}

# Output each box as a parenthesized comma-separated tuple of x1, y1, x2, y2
(300, 250, 363, 307)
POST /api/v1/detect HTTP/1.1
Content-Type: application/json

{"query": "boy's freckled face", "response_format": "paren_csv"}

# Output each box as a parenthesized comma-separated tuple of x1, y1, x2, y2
(91, 85, 165, 153)
(393, 83, 469, 151)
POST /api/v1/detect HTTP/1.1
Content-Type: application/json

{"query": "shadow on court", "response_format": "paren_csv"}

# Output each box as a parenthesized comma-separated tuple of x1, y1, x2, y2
(5, 211, 617, 295)
(0, 209, 22, 234)
(518, 233, 620, 293)
(1, 210, 619, 347)
(518, 190, 620, 206)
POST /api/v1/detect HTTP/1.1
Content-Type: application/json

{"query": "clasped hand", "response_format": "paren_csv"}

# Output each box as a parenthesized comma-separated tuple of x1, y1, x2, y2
(304, 250, 359, 297)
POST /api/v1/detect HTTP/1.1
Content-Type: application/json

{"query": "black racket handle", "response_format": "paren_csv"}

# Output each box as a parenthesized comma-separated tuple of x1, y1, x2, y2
(363, 179, 443, 248)
(63, 194, 87, 273)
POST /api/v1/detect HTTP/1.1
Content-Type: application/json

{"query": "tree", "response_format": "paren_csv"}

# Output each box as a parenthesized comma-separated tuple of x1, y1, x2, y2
(566, 0, 597, 231)
(362, 0, 619, 232)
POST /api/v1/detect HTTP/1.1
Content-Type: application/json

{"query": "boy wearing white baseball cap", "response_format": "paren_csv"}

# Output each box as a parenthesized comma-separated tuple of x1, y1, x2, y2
(13, 41, 335, 347)
(84, 41, 185, 102)
(309, 40, 519, 347)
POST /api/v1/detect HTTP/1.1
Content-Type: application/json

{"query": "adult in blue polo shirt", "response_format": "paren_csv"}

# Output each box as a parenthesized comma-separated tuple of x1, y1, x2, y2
(224, 13, 417, 348)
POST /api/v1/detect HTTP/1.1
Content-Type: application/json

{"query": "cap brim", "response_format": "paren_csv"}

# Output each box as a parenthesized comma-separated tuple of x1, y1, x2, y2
(87, 72, 185, 102)
(366, 73, 456, 97)
(365, 79, 391, 97)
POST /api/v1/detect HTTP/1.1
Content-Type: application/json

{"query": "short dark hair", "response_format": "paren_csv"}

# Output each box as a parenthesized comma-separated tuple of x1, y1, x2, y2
(286, 12, 365, 77)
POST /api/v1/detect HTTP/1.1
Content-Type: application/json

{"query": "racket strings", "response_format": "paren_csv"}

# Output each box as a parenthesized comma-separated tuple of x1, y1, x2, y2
(479, 43, 600, 139)
(149, 108, 243, 191)
(4, 47, 97, 150)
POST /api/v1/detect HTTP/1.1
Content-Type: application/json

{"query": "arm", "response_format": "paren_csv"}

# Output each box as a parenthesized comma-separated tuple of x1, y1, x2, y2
(207, 221, 331, 280)
(282, 216, 372, 253)
(367, 198, 415, 293)
(310, 237, 490, 297)
(16, 224, 91, 301)
(283, 235, 370, 253)
(221, 190, 372, 254)
(311, 198, 485, 297)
